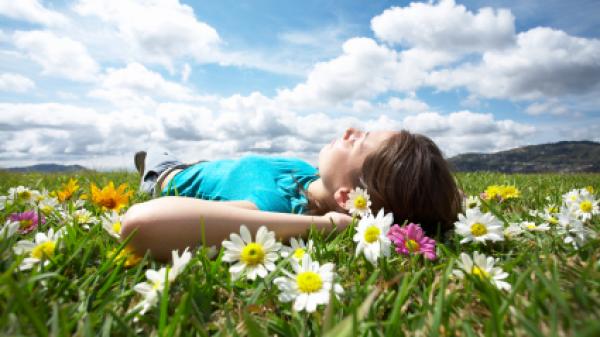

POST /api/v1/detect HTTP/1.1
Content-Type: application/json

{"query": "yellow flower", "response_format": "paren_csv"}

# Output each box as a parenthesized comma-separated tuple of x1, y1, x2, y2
(499, 185, 520, 200)
(90, 182, 133, 211)
(57, 178, 79, 202)
(107, 245, 142, 267)
(483, 185, 502, 200)
(484, 185, 519, 201)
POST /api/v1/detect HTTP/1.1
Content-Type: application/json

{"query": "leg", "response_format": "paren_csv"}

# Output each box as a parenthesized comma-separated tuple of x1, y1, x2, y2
(136, 149, 186, 195)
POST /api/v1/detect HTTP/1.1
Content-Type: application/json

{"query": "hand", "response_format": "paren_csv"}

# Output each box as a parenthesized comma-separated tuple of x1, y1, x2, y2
(323, 211, 354, 229)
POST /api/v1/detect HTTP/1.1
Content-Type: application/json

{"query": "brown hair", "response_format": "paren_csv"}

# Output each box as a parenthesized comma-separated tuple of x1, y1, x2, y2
(300, 129, 461, 236)
(359, 130, 461, 236)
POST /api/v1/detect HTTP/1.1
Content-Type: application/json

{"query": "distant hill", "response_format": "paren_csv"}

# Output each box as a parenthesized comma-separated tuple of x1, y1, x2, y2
(448, 141, 600, 173)
(1, 164, 89, 173)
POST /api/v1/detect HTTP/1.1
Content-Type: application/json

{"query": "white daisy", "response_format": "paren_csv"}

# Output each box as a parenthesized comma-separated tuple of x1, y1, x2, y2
(38, 196, 60, 215)
(13, 228, 63, 270)
(562, 189, 582, 209)
(353, 208, 393, 265)
(101, 211, 122, 239)
(520, 221, 550, 232)
(463, 195, 481, 211)
(569, 193, 599, 222)
(452, 251, 511, 291)
(131, 248, 192, 316)
(169, 247, 192, 282)
(454, 208, 504, 244)
(0, 195, 8, 211)
(1, 220, 19, 240)
(345, 187, 372, 217)
(221, 225, 281, 280)
(503, 223, 524, 239)
(273, 254, 343, 313)
(71, 208, 98, 230)
(556, 207, 593, 249)
(7, 186, 41, 205)
(132, 267, 168, 315)
(281, 237, 314, 261)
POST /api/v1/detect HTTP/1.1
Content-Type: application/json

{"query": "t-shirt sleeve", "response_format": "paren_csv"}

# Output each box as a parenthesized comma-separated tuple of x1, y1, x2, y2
(245, 189, 291, 213)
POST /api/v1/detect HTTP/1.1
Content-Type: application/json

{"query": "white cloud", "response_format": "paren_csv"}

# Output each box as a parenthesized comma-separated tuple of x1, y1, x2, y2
(402, 110, 536, 156)
(74, 0, 221, 70)
(387, 96, 429, 114)
(428, 27, 600, 100)
(13, 30, 99, 82)
(276, 38, 400, 109)
(525, 99, 570, 116)
(371, 0, 515, 53)
(90, 63, 198, 106)
(0, 0, 67, 26)
(0, 73, 35, 92)
(181, 63, 191, 82)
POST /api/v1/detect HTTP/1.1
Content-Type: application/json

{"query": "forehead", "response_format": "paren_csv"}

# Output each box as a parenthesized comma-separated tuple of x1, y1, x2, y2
(369, 130, 398, 144)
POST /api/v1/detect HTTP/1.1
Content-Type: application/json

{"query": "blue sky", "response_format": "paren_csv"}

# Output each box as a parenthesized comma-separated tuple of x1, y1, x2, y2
(0, 0, 599, 169)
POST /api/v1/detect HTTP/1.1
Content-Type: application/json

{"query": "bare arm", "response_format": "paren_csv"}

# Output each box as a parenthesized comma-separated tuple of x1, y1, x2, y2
(121, 196, 350, 261)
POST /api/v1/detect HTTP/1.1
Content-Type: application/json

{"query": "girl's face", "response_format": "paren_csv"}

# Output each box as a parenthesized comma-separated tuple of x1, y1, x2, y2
(318, 127, 397, 190)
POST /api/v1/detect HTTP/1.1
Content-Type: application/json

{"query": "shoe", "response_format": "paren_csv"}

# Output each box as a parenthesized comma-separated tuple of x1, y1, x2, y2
(134, 151, 147, 176)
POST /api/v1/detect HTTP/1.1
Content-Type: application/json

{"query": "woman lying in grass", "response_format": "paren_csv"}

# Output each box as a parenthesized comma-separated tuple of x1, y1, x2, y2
(122, 128, 461, 260)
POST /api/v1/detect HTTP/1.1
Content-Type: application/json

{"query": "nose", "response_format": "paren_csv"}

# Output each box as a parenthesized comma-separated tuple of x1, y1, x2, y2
(343, 127, 360, 140)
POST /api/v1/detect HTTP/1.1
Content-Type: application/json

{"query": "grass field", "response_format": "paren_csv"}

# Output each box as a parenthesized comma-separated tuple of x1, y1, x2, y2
(0, 170, 599, 336)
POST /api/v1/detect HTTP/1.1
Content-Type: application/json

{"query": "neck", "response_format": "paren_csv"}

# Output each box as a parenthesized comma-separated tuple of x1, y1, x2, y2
(306, 178, 339, 213)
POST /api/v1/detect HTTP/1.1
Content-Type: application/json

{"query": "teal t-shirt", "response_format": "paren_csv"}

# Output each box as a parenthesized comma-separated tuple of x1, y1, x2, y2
(161, 155, 319, 214)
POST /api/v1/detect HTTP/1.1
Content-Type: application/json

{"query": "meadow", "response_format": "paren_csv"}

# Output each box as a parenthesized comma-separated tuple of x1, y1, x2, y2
(0, 170, 599, 337)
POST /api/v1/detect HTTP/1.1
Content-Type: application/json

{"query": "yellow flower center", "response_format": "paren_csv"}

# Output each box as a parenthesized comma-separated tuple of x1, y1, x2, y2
(586, 186, 594, 194)
(41, 205, 53, 214)
(293, 248, 306, 260)
(31, 241, 56, 259)
(296, 271, 323, 293)
(19, 219, 33, 229)
(548, 206, 558, 214)
(18, 191, 31, 200)
(548, 216, 558, 225)
(405, 239, 420, 252)
(364, 226, 381, 243)
(112, 221, 122, 234)
(240, 243, 265, 266)
(354, 196, 367, 209)
(470, 223, 487, 237)
(526, 223, 536, 230)
(580, 201, 592, 213)
(472, 266, 489, 280)
(102, 199, 118, 210)
(76, 214, 90, 223)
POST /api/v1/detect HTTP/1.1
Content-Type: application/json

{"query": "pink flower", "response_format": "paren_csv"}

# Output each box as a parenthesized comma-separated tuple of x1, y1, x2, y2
(9, 210, 45, 234)
(387, 223, 436, 260)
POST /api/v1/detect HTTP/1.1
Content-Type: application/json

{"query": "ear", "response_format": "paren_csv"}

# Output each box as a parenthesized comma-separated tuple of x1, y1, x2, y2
(333, 186, 352, 211)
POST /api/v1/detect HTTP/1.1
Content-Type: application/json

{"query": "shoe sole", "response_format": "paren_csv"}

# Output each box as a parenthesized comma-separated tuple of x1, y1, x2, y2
(134, 151, 146, 176)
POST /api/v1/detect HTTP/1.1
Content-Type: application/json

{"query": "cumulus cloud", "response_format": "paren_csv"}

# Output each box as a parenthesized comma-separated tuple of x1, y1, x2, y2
(0, 73, 35, 92)
(0, 0, 67, 26)
(74, 0, 221, 70)
(525, 99, 570, 116)
(428, 27, 600, 101)
(89, 63, 199, 106)
(387, 96, 430, 114)
(276, 38, 400, 108)
(371, 0, 515, 53)
(403, 110, 536, 155)
(13, 30, 99, 82)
